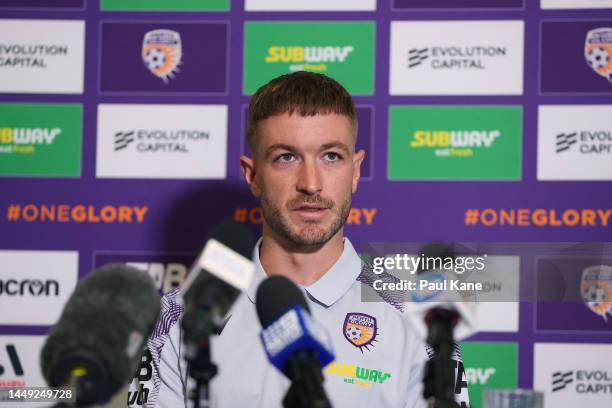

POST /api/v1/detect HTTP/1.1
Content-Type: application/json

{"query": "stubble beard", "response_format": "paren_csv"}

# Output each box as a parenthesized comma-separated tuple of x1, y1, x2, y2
(261, 193, 351, 247)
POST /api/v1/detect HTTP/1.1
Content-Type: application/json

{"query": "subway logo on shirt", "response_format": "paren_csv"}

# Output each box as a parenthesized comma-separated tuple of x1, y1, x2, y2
(325, 361, 392, 389)
(243, 21, 375, 95)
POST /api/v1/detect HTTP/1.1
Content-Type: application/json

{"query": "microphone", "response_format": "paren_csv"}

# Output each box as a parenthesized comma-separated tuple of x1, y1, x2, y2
(402, 271, 477, 343)
(402, 243, 477, 343)
(180, 221, 256, 408)
(403, 243, 477, 408)
(40, 263, 161, 406)
(256, 275, 334, 408)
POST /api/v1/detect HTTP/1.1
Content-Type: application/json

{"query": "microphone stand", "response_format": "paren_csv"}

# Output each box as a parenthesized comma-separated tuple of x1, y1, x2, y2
(282, 351, 332, 408)
(423, 309, 461, 408)
(183, 304, 219, 408)
(187, 337, 217, 408)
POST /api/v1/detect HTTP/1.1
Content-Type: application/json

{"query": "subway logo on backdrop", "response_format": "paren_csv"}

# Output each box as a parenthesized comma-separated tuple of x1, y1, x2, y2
(0, 103, 82, 177)
(388, 106, 522, 180)
(460, 342, 518, 408)
(243, 21, 375, 95)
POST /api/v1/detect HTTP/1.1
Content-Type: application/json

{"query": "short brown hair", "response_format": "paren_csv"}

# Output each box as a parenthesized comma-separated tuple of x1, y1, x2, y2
(246, 71, 357, 154)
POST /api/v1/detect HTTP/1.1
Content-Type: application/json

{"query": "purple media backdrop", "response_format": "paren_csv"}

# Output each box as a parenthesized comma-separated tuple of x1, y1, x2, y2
(0, 0, 611, 397)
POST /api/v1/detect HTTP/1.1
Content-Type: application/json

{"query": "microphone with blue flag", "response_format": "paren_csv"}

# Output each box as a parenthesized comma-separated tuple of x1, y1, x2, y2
(256, 275, 334, 408)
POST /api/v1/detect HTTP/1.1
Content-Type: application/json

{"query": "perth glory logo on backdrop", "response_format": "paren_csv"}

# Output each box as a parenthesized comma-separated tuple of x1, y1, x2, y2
(585, 28, 612, 84)
(580, 265, 612, 322)
(142, 29, 182, 83)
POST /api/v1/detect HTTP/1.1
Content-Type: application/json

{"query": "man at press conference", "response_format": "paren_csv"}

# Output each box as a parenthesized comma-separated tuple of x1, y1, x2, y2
(127, 71, 470, 408)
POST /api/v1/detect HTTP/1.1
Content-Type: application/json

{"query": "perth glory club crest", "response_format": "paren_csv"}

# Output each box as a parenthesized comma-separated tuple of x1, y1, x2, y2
(142, 29, 182, 83)
(343, 313, 378, 352)
(581, 264, 612, 322)
(584, 28, 612, 84)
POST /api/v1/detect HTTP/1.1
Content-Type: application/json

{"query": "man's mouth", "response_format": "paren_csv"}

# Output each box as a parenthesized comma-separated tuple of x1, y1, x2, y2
(293, 204, 329, 219)
(296, 205, 327, 211)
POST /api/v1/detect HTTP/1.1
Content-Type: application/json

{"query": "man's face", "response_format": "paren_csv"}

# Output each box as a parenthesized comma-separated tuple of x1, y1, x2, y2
(241, 112, 364, 247)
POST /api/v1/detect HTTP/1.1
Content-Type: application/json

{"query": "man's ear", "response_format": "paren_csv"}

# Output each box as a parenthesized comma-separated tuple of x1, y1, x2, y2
(351, 149, 365, 193)
(240, 155, 262, 197)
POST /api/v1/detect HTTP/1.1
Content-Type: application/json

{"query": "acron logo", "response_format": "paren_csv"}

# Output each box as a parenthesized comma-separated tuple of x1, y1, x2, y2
(0, 279, 59, 297)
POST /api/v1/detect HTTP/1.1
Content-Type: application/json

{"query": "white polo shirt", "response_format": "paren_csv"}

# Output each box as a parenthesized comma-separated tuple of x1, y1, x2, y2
(128, 239, 470, 408)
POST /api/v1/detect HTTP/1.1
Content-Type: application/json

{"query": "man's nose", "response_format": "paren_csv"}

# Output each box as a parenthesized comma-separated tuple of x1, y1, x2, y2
(296, 158, 322, 195)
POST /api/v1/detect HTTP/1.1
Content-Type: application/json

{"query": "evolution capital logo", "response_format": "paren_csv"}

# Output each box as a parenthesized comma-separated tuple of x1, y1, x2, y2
(538, 105, 612, 180)
(535, 343, 612, 407)
(113, 129, 210, 154)
(390, 20, 524, 95)
(550, 369, 612, 395)
(407, 45, 509, 70)
(244, 21, 375, 95)
(555, 130, 612, 154)
(97, 104, 227, 179)
(0, 19, 84, 93)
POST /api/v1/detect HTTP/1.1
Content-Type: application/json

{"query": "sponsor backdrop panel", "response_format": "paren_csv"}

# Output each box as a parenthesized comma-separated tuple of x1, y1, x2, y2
(538, 105, 612, 180)
(0, 103, 82, 177)
(388, 106, 522, 180)
(0, 19, 85, 94)
(389, 20, 524, 95)
(100, 22, 228, 94)
(0, 251, 78, 326)
(541, 21, 612, 94)
(243, 21, 375, 95)
(0, 2, 611, 406)
(534, 343, 612, 408)
(536, 257, 612, 332)
(96, 104, 228, 179)
(0, 335, 48, 407)
(461, 342, 518, 408)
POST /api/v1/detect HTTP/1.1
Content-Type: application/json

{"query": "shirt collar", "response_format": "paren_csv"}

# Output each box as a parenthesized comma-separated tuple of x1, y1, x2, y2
(245, 237, 362, 308)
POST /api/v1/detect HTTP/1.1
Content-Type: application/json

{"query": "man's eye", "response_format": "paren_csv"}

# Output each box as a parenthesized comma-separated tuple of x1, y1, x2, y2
(276, 153, 295, 163)
(324, 152, 341, 161)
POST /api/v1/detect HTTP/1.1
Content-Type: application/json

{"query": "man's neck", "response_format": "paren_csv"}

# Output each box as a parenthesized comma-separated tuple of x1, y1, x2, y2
(259, 226, 345, 286)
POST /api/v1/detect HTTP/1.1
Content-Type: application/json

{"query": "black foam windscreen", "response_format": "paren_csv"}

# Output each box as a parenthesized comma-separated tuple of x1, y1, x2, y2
(255, 275, 310, 328)
(40, 263, 161, 405)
